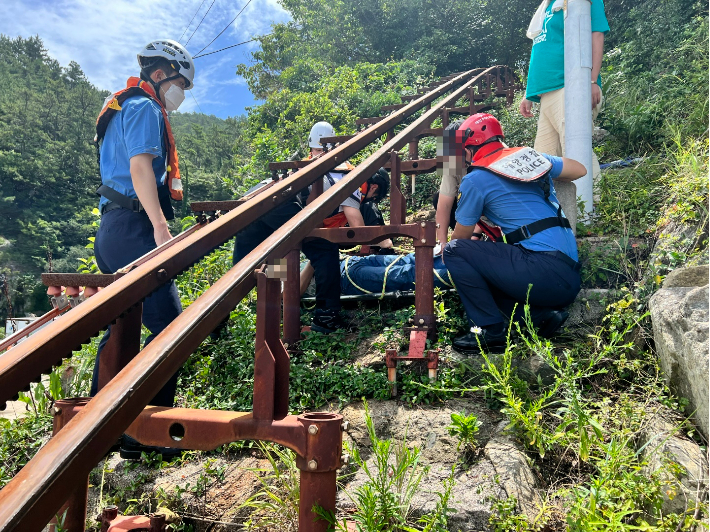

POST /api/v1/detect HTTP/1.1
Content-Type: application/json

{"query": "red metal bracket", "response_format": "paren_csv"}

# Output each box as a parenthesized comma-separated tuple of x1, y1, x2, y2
(385, 347, 439, 397)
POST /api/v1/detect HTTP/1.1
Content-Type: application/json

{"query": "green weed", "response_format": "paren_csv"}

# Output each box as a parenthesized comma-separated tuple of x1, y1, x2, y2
(316, 400, 455, 532)
(447, 411, 481, 454)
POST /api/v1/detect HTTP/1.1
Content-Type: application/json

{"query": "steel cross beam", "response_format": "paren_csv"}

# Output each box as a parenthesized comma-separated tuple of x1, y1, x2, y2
(0, 67, 483, 409)
(0, 66, 503, 532)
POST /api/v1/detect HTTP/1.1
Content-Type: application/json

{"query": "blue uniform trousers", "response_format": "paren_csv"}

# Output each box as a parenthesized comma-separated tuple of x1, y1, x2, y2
(233, 200, 341, 311)
(443, 239, 580, 329)
(90, 209, 183, 406)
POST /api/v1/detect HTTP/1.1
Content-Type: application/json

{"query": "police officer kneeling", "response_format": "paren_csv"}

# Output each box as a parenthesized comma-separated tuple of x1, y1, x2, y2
(443, 113, 586, 354)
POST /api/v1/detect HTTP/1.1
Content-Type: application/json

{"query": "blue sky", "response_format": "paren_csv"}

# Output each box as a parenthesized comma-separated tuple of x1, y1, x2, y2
(1, 0, 291, 118)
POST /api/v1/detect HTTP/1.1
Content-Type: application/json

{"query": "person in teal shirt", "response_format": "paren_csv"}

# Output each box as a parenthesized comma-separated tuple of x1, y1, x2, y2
(519, 0, 610, 186)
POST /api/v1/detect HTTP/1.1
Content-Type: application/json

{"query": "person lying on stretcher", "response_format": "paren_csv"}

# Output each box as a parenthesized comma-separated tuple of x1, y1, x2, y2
(301, 252, 454, 298)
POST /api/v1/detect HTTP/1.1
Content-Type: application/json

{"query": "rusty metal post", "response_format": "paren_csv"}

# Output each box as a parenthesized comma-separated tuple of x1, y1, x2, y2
(150, 513, 166, 531)
(385, 349, 398, 397)
(299, 470, 337, 532)
(427, 350, 439, 382)
(413, 223, 436, 333)
(295, 412, 343, 532)
(253, 266, 290, 421)
(282, 248, 301, 345)
(48, 398, 91, 532)
(408, 140, 418, 161)
(98, 506, 118, 532)
(97, 304, 142, 391)
(389, 152, 406, 225)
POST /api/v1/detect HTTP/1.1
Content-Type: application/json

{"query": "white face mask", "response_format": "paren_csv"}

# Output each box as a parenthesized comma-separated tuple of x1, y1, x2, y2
(163, 83, 185, 112)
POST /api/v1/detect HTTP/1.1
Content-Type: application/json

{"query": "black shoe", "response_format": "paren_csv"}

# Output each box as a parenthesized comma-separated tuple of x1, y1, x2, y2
(452, 326, 507, 355)
(310, 309, 345, 334)
(119, 434, 182, 461)
(538, 310, 569, 339)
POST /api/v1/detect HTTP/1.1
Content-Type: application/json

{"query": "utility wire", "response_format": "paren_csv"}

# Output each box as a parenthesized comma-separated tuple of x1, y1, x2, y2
(193, 36, 263, 59)
(193, 0, 254, 57)
(190, 91, 205, 114)
(178, 0, 208, 43)
(184, 0, 218, 46)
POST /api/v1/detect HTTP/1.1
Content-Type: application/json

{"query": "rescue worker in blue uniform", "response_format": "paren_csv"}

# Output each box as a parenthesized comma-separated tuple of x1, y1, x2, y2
(90, 39, 195, 458)
(442, 113, 586, 354)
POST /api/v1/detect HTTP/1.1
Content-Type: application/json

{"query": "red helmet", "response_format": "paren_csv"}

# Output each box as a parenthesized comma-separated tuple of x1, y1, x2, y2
(455, 113, 504, 149)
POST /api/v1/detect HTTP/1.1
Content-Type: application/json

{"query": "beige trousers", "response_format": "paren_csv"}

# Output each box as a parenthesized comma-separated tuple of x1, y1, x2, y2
(533, 87, 602, 183)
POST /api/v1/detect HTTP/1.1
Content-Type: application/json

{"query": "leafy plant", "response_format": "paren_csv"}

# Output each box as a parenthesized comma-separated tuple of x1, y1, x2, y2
(319, 400, 436, 532)
(447, 411, 481, 454)
(239, 442, 300, 531)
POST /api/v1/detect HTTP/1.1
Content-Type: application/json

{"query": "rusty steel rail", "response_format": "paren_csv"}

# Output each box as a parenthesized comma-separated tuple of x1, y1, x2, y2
(0, 225, 206, 360)
(0, 307, 67, 354)
(0, 66, 505, 531)
(0, 68, 489, 409)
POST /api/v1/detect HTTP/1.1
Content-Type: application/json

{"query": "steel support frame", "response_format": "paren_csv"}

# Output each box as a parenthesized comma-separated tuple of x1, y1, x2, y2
(305, 220, 437, 396)
(49, 265, 342, 532)
(0, 67, 508, 532)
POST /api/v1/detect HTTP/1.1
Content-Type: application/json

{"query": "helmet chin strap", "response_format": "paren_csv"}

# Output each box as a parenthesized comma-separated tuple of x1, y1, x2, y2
(140, 68, 182, 103)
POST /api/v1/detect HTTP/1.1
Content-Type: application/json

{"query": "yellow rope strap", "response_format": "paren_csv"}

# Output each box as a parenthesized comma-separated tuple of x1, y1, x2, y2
(434, 267, 454, 288)
(343, 254, 406, 299)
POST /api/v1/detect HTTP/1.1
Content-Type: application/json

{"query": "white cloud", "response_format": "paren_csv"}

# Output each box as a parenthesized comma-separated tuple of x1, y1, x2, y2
(1, 0, 290, 97)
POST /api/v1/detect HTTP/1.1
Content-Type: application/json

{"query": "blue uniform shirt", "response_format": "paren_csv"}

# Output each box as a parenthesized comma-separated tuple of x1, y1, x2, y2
(455, 154, 578, 260)
(98, 96, 167, 211)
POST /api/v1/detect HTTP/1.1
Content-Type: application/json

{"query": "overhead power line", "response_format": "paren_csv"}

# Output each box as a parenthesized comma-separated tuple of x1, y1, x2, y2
(178, 0, 208, 43)
(193, 0, 254, 57)
(193, 36, 264, 59)
(185, 0, 218, 46)
(190, 91, 205, 114)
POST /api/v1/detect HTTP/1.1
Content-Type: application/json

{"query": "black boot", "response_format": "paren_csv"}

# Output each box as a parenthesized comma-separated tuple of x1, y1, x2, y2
(310, 309, 346, 334)
(120, 434, 182, 461)
(453, 323, 507, 355)
(537, 309, 569, 339)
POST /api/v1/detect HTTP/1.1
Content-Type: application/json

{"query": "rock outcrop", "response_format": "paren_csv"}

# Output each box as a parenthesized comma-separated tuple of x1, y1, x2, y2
(650, 267, 709, 439)
(637, 408, 709, 516)
(338, 400, 541, 531)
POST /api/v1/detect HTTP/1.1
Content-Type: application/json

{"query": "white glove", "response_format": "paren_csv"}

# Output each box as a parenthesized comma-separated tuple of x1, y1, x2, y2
(433, 243, 443, 256)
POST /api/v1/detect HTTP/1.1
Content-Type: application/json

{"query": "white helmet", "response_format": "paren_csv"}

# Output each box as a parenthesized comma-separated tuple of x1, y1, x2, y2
(138, 39, 195, 89)
(308, 121, 335, 148)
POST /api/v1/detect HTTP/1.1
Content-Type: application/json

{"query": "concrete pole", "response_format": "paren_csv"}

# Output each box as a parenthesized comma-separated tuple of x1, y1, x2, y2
(563, 0, 594, 224)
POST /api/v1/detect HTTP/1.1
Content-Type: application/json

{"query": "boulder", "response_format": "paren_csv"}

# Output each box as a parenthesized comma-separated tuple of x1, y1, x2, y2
(565, 289, 615, 331)
(637, 409, 709, 516)
(650, 285, 709, 439)
(663, 265, 709, 288)
(338, 399, 513, 531)
(484, 422, 541, 519)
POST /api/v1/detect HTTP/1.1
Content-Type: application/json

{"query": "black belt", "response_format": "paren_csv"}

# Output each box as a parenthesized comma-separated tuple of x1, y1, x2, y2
(535, 250, 581, 272)
(504, 216, 572, 245)
(97, 184, 143, 214)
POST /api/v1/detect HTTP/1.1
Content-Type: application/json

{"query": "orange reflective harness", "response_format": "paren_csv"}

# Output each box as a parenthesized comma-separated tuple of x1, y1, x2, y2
(94, 77, 183, 208)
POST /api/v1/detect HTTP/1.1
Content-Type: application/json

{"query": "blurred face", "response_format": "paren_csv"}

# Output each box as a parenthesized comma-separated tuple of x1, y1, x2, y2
(365, 183, 379, 200)
(310, 147, 325, 158)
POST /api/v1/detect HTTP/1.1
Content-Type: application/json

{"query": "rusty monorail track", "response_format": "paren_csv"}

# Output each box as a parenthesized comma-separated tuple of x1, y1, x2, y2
(0, 66, 519, 532)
